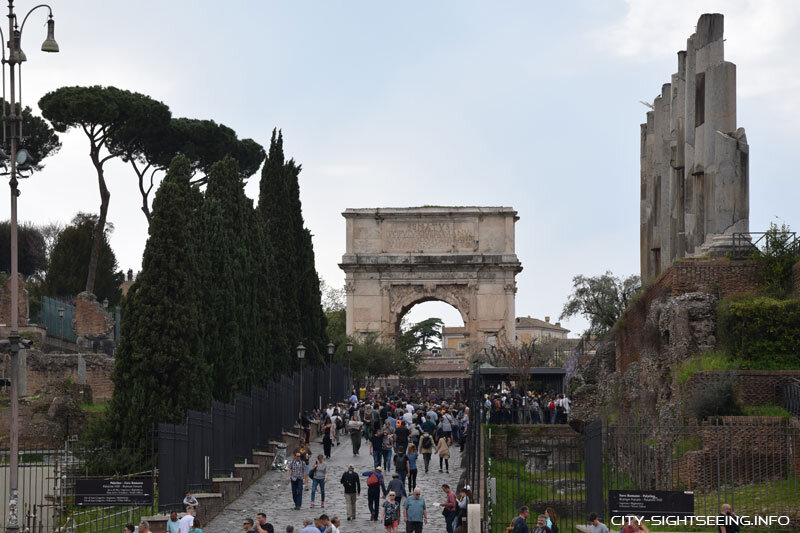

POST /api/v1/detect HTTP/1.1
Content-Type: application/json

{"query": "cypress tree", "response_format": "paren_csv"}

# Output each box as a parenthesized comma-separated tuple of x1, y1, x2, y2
(258, 130, 302, 369)
(199, 156, 247, 400)
(106, 155, 210, 465)
(258, 130, 328, 366)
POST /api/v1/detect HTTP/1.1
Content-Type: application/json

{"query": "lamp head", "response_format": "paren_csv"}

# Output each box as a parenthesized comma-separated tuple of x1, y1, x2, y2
(10, 30, 26, 63)
(41, 17, 59, 53)
(327, 342, 335, 355)
(296, 344, 306, 360)
(16, 148, 33, 170)
(346, 342, 353, 354)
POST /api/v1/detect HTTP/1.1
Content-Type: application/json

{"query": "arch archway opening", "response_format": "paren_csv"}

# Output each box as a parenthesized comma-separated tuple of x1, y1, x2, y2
(398, 299, 466, 356)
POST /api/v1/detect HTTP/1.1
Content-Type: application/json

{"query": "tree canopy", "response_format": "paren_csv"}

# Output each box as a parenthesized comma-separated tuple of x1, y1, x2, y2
(0, 100, 61, 170)
(44, 213, 123, 306)
(39, 86, 171, 294)
(0, 222, 47, 277)
(560, 271, 641, 335)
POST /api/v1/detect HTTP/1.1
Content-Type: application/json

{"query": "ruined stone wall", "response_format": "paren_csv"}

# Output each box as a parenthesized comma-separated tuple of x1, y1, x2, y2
(21, 351, 114, 400)
(685, 370, 800, 406)
(615, 258, 761, 374)
(0, 273, 28, 326)
(641, 14, 749, 284)
(676, 417, 800, 489)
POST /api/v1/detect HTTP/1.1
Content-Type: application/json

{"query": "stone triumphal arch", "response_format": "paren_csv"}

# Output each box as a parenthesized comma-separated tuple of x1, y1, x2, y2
(340, 207, 522, 347)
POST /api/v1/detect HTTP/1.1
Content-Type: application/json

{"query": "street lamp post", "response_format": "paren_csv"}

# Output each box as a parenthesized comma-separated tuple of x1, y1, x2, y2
(326, 342, 334, 402)
(57, 306, 64, 339)
(1, 3, 59, 532)
(296, 344, 306, 418)
(345, 342, 353, 391)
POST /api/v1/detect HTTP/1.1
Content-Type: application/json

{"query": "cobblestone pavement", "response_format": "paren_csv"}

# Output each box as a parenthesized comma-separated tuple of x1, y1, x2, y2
(207, 434, 464, 533)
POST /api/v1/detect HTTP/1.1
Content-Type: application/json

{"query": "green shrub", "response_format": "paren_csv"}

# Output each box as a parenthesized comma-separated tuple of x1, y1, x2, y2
(752, 223, 799, 298)
(743, 405, 793, 418)
(718, 296, 800, 369)
(675, 351, 737, 385)
(687, 377, 743, 421)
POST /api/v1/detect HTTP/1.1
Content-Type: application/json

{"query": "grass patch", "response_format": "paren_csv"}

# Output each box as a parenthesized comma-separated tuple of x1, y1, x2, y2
(81, 401, 108, 413)
(675, 351, 737, 384)
(743, 404, 793, 418)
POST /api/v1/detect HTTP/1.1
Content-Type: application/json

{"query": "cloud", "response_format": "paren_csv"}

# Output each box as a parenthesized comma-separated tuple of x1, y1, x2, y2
(595, 0, 800, 129)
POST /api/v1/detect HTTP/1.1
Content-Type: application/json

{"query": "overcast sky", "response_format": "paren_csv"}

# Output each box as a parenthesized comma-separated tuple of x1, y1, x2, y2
(7, 0, 800, 336)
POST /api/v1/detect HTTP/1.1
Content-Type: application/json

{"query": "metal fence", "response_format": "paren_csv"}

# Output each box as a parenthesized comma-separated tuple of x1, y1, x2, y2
(34, 295, 77, 342)
(483, 423, 587, 533)
(0, 439, 156, 533)
(157, 362, 351, 512)
(784, 379, 800, 418)
(480, 415, 800, 532)
(604, 419, 800, 529)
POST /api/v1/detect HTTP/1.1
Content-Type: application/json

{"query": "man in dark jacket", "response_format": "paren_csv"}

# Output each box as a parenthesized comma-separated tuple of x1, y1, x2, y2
(387, 473, 407, 509)
(340, 465, 361, 521)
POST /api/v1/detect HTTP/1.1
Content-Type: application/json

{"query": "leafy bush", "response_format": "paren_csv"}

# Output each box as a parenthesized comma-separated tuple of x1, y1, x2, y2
(752, 223, 799, 298)
(687, 377, 743, 421)
(675, 351, 737, 384)
(718, 296, 800, 369)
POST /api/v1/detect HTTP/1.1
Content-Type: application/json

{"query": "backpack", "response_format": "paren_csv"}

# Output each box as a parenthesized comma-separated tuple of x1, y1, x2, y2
(422, 436, 433, 449)
(367, 472, 379, 487)
(547, 400, 555, 411)
(336, 417, 344, 429)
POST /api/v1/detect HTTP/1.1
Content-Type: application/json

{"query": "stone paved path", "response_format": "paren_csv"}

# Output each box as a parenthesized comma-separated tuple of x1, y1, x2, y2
(207, 434, 463, 533)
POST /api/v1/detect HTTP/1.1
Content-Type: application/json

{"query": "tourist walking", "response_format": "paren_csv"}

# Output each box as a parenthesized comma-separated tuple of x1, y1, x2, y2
(453, 487, 470, 533)
(718, 503, 739, 533)
(382, 491, 401, 533)
(322, 419, 333, 459)
(166, 511, 180, 533)
(405, 443, 419, 492)
(532, 515, 552, 533)
(178, 506, 195, 533)
(255, 513, 274, 533)
(403, 488, 427, 533)
(340, 464, 361, 521)
(440, 484, 457, 533)
(381, 426, 395, 470)
(394, 447, 409, 486)
(419, 432, 434, 473)
(363, 466, 386, 521)
(386, 473, 407, 509)
(287, 452, 308, 510)
(301, 519, 320, 533)
(435, 432, 451, 473)
(310, 455, 328, 509)
(348, 413, 364, 455)
(587, 512, 608, 533)
(370, 429, 384, 468)
(511, 507, 530, 533)
(544, 507, 558, 533)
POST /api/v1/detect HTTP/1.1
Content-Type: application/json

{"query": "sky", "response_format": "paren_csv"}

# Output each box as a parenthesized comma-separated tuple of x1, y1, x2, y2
(6, 0, 800, 337)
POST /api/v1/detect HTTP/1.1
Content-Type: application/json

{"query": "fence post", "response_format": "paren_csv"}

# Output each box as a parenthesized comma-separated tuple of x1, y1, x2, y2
(584, 419, 604, 520)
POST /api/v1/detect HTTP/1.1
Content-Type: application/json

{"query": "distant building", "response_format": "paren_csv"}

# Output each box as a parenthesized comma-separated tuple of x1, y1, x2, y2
(441, 326, 469, 357)
(515, 316, 569, 343)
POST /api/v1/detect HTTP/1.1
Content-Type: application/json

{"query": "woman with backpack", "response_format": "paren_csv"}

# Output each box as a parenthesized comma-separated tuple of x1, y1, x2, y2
(435, 432, 451, 473)
(419, 432, 434, 473)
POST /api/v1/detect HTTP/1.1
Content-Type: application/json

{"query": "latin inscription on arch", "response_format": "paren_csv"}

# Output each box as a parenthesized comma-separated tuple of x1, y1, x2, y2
(383, 221, 476, 252)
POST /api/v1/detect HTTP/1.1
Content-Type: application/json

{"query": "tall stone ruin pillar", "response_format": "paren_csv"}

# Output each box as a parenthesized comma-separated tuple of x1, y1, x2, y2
(640, 13, 749, 284)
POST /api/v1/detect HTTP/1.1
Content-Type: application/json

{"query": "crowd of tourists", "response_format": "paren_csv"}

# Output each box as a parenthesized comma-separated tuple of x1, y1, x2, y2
(482, 388, 570, 425)
(162, 388, 471, 533)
